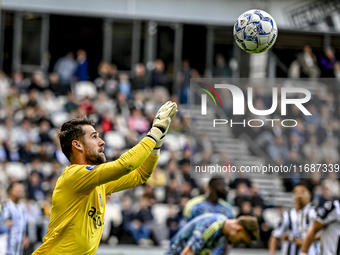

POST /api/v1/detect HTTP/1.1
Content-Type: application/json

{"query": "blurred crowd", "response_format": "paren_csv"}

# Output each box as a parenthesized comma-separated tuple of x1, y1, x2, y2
(0, 45, 339, 253)
(0, 49, 242, 252)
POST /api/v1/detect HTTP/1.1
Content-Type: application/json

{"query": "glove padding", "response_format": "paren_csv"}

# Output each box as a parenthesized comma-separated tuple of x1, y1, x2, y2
(147, 101, 178, 144)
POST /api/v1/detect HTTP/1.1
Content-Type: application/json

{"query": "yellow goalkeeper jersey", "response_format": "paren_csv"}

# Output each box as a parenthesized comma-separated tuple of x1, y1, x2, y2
(32, 137, 158, 255)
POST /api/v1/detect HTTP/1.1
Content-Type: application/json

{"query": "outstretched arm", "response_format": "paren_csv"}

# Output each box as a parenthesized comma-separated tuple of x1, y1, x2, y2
(300, 220, 324, 254)
(67, 101, 177, 193)
(66, 137, 156, 193)
(104, 150, 159, 195)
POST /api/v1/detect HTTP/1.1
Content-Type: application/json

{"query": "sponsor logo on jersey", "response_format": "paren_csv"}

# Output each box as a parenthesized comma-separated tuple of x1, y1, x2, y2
(88, 206, 102, 226)
(86, 165, 97, 171)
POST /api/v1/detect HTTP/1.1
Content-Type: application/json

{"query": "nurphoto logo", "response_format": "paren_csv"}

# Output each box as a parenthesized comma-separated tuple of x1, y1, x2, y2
(198, 82, 312, 128)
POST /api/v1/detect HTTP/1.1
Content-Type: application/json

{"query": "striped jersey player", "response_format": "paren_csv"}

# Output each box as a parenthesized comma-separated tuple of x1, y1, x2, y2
(301, 200, 340, 255)
(270, 181, 320, 255)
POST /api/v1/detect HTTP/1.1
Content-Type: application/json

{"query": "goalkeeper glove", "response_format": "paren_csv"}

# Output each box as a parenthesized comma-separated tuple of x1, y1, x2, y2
(147, 101, 177, 146)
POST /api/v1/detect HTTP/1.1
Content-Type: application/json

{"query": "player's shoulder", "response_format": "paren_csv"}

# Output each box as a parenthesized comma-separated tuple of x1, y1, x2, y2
(183, 195, 206, 216)
(204, 213, 228, 222)
(316, 200, 339, 219)
(217, 198, 232, 208)
(67, 164, 98, 171)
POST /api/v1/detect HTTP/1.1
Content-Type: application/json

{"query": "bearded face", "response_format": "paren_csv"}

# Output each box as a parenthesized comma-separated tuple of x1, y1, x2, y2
(84, 143, 106, 165)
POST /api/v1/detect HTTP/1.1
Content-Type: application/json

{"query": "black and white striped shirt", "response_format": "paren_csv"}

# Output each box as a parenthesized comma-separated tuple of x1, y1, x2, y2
(296, 203, 319, 255)
(272, 208, 299, 255)
(272, 203, 320, 255)
(2, 200, 27, 255)
(315, 200, 340, 255)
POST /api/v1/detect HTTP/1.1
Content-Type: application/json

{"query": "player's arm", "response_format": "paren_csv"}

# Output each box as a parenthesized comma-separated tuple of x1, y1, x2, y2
(67, 101, 177, 193)
(269, 211, 289, 255)
(300, 220, 324, 254)
(104, 151, 159, 195)
(66, 137, 156, 193)
(181, 246, 195, 255)
(268, 236, 279, 255)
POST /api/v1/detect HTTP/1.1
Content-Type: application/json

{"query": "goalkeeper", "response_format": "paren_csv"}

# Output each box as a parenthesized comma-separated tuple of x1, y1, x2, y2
(32, 101, 177, 255)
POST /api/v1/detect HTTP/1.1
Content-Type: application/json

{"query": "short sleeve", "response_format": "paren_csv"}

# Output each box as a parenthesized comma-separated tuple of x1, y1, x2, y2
(315, 200, 338, 225)
(272, 211, 289, 238)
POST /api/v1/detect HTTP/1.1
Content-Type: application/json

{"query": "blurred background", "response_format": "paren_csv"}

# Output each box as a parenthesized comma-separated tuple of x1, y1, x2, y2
(0, 0, 340, 254)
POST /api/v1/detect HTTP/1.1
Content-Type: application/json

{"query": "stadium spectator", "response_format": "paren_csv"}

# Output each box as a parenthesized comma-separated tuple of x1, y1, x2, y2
(40, 89, 62, 114)
(320, 47, 338, 78)
(53, 51, 78, 88)
(132, 63, 147, 91)
(11, 71, 26, 93)
(79, 96, 96, 116)
(289, 45, 320, 78)
(213, 54, 232, 78)
(64, 91, 79, 114)
(26, 170, 45, 201)
(267, 136, 290, 165)
(146, 165, 167, 188)
(75, 49, 90, 81)
(177, 60, 191, 104)
(165, 179, 181, 205)
(302, 136, 323, 163)
(28, 71, 47, 92)
(94, 62, 119, 99)
(127, 108, 150, 135)
(166, 205, 181, 239)
(118, 73, 132, 99)
(48, 72, 68, 96)
(151, 59, 169, 90)
(115, 92, 131, 119)
(125, 196, 153, 246)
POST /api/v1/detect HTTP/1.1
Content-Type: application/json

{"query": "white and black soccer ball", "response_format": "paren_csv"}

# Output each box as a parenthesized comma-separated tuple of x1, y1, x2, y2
(233, 9, 278, 54)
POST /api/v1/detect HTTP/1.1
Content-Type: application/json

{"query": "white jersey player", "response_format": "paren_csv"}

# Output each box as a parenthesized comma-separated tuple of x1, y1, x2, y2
(270, 181, 320, 255)
(301, 200, 340, 255)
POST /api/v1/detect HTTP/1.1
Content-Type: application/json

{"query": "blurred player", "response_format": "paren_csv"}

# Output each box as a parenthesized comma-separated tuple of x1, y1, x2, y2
(180, 177, 233, 254)
(32, 101, 177, 254)
(1, 182, 28, 255)
(301, 200, 340, 255)
(269, 181, 319, 255)
(181, 177, 233, 225)
(164, 214, 259, 255)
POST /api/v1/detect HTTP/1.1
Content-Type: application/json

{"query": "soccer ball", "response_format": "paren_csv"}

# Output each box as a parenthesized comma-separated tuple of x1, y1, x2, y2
(233, 9, 278, 54)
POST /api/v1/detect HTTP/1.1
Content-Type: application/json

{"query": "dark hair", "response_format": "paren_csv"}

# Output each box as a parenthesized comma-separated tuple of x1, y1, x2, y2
(294, 180, 312, 195)
(208, 176, 224, 188)
(7, 181, 21, 194)
(57, 116, 94, 160)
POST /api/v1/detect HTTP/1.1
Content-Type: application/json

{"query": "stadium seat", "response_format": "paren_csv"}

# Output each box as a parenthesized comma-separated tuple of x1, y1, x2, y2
(5, 162, 27, 181)
(103, 131, 126, 150)
(152, 203, 170, 226)
(164, 134, 180, 151)
(74, 81, 97, 100)
(51, 112, 71, 128)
